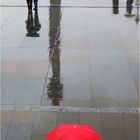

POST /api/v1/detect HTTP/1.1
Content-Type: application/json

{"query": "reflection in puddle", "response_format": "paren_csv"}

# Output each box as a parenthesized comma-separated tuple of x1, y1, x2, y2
(125, 0, 139, 23)
(112, 0, 119, 14)
(125, 0, 135, 17)
(43, 0, 63, 106)
(1, 0, 139, 108)
(112, 0, 139, 23)
(40, 0, 139, 107)
(25, 10, 41, 37)
(135, 1, 139, 23)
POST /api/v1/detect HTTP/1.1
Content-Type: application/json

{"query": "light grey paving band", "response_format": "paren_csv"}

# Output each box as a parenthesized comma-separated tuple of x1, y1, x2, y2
(0, 5, 138, 8)
(1, 105, 139, 113)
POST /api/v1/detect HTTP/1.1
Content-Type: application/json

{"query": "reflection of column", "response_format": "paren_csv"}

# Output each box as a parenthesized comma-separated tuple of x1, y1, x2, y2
(47, 0, 63, 106)
(112, 0, 119, 14)
(135, 1, 139, 23)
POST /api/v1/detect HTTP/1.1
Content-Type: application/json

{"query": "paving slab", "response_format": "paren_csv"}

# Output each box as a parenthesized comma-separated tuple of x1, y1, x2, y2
(11, 111, 37, 126)
(1, 110, 14, 125)
(7, 125, 32, 140)
(1, 125, 10, 140)
(102, 113, 124, 129)
(123, 113, 139, 135)
(80, 112, 102, 135)
(103, 128, 128, 140)
(57, 112, 80, 126)
(30, 134, 46, 140)
(32, 111, 57, 134)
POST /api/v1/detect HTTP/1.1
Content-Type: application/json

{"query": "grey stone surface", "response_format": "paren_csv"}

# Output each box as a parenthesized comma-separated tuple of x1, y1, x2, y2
(32, 112, 57, 134)
(0, 0, 132, 7)
(1, 111, 139, 140)
(90, 50, 133, 80)
(1, 111, 14, 125)
(103, 128, 127, 140)
(1, 1, 139, 140)
(80, 112, 102, 135)
(11, 111, 37, 126)
(123, 113, 139, 136)
(57, 112, 80, 126)
(30, 134, 45, 140)
(1, 6, 139, 108)
(7, 125, 32, 140)
(102, 113, 124, 129)
(90, 79, 138, 107)
(1, 125, 10, 140)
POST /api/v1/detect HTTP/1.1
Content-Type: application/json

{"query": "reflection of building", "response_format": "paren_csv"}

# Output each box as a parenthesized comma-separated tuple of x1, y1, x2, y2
(112, 0, 119, 14)
(43, 0, 63, 106)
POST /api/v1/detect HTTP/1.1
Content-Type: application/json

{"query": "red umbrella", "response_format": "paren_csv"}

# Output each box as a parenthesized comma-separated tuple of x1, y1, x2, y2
(46, 124, 102, 140)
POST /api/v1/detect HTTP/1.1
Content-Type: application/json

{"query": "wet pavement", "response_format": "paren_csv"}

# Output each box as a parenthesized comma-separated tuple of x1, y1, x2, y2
(1, 0, 139, 139)
(1, 108, 139, 140)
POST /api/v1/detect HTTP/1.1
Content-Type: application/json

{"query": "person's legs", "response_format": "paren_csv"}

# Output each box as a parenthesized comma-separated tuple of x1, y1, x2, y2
(34, 0, 38, 10)
(26, 0, 32, 10)
(26, 0, 30, 9)
(34, 0, 38, 5)
(125, 0, 135, 16)
(126, 0, 134, 5)
(29, 0, 32, 10)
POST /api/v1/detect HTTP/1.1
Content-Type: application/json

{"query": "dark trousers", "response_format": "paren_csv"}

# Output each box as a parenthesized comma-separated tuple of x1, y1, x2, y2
(26, 0, 32, 9)
(126, 0, 134, 5)
(126, 0, 134, 14)
(34, 0, 38, 6)
(26, 0, 38, 10)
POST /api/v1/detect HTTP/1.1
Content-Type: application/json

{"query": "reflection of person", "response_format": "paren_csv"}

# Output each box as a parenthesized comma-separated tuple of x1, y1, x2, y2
(26, 10, 34, 36)
(46, 0, 63, 106)
(34, 11, 41, 33)
(112, 0, 119, 14)
(125, 0, 135, 16)
(25, 10, 41, 37)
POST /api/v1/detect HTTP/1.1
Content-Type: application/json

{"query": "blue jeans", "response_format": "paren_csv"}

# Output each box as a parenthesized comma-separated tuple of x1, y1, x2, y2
(34, 0, 38, 10)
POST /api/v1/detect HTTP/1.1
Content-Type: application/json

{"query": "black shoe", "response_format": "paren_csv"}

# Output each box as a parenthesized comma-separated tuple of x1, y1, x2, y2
(33, 6, 38, 11)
